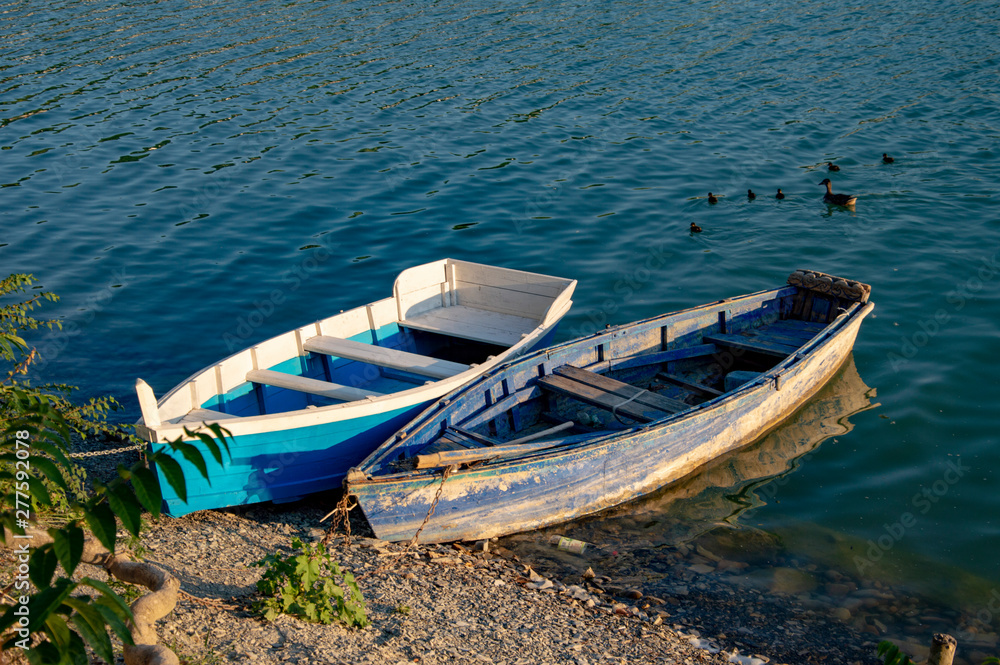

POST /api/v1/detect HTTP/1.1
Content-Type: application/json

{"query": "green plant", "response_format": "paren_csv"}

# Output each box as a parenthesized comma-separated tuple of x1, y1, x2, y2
(395, 604, 411, 615)
(877, 640, 913, 665)
(982, 658, 999, 665)
(0, 273, 231, 664)
(252, 536, 368, 628)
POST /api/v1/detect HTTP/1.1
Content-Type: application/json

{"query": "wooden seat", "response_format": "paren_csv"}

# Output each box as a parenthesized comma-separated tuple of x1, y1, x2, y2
(703, 333, 801, 358)
(303, 335, 469, 380)
(399, 305, 538, 347)
(246, 369, 385, 402)
(656, 373, 723, 398)
(173, 408, 241, 425)
(539, 365, 689, 423)
(768, 320, 824, 341)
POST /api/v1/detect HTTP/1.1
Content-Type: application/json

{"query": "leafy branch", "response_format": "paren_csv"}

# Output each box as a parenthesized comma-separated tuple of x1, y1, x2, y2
(0, 272, 231, 664)
(252, 537, 368, 628)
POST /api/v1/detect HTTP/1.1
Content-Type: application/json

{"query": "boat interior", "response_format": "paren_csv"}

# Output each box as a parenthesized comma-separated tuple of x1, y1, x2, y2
(193, 324, 511, 421)
(378, 276, 869, 474)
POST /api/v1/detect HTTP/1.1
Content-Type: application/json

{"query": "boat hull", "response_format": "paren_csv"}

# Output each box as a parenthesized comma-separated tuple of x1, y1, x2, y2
(351, 284, 873, 543)
(136, 258, 575, 516)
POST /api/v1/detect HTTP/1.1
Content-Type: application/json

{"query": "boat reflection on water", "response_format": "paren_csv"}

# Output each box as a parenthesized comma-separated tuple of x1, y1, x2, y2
(500, 354, 876, 561)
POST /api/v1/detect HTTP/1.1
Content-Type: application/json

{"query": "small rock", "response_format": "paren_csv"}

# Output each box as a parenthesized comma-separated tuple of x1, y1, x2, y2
(582, 567, 596, 580)
(688, 564, 715, 575)
(695, 545, 722, 562)
(825, 583, 851, 598)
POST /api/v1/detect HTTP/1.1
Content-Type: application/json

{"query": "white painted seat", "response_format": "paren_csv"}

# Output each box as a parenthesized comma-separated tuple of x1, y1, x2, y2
(399, 306, 537, 347)
(303, 335, 469, 380)
(246, 369, 384, 402)
(172, 407, 242, 425)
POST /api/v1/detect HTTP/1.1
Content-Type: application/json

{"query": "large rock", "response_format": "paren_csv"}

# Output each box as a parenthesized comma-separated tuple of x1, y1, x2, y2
(768, 567, 818, 594)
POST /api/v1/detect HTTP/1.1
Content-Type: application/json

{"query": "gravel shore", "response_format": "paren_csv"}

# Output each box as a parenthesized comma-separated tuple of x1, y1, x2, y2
(121, 499, 881, 665)
(67, 442, 889, 665)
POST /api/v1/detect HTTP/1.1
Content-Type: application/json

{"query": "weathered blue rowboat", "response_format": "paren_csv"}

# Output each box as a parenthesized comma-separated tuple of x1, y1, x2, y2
(134, 259, 576, 516)
(346, 270, 873, 543)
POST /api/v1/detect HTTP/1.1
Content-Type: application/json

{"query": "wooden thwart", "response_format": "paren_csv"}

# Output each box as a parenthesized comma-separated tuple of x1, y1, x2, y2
(400, 305, 538, 347)
(303, 335, 469, 380)
(176, 408, 241, 424)
(247, 369, 384, 402)
(703, 333, 800, 358)
(539, 365, 688, 423)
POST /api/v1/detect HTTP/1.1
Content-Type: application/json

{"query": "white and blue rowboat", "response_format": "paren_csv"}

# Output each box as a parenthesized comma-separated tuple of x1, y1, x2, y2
(134, 259, 576, 516)
(346, 270, 872, 544)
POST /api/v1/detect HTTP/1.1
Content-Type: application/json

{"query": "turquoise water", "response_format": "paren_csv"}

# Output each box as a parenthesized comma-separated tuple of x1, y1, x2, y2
(4, 0, 998, 628)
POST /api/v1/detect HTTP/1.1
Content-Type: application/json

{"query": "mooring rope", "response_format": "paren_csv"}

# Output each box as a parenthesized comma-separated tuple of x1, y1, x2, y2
(611, 390, 647, 425)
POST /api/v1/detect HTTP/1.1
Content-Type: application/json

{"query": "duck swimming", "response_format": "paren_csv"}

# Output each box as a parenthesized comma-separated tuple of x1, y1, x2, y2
(747, 189, 756, 200)
(827, 162, 840, 171)
(690, 222, 702, 233)
(707, 192, 718, 204)
(819, 178, 857, 206)
(776, 188, 785, 200)
(882, 153, 894, 164)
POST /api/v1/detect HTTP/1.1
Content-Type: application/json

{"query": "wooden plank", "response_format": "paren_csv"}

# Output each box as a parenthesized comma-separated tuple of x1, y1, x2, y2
(452, 282, 558, 321)
(446, 425, 499, 448)
(775, 318, 826, 332)
(504, 421, 575, 446)
(412, 435, 583, 469)
(744, 329, 806, 349)
(538, 374, 664, 423)
(463, 385, 544, 429)
(655, 373, 724, 398)
(583, 344, 718, 374)
(766, 322, 821, 340)
(400, 305, 538, 347)
(246, 369, 384, 402)
(175, 408, 241, 424)
(450, 262, 571, 299)
(303, 335, 469, 380)
(703, 333, 800, 358)
(555, 365, 690, 414)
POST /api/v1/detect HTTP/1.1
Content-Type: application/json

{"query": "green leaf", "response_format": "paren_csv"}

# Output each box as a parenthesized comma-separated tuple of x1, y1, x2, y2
(28, 545, 59, 589)
(105, 483, 142, 537)
(84, 501, 118, 552)
(152, 453, 187, 502)
(26, 475, 52, 507)
(49, 524, 85, 577)
(81, 578, 134, 646)
(65, 597, 115, 664)
(90, 602, 135, 647)
(130, 466, 162, 517)
(27, 578, 76, 633)
(202, 423, 233, 462)
(174, 441, 209, 481)
(26, 454, 70, 493)
(80, 577, 134, 619)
